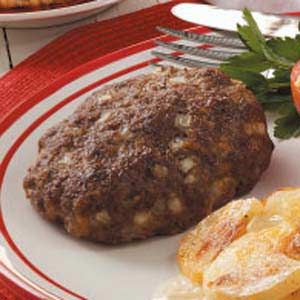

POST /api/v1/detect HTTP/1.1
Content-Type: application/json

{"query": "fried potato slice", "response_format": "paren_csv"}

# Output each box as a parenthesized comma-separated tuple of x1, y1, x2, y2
(246, 187, 300, 233)
(264, 187, 300, 226)
(283, 289, 300, 300)
(177, 198, 264, 283)
(203, 224, 300, 300)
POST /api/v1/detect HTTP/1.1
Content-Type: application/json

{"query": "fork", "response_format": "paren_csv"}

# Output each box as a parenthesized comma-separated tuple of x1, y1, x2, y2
(152, 26, 246, 68)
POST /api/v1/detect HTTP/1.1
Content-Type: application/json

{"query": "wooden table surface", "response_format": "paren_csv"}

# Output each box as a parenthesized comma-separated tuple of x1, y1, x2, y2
(0, 0, 169, 76)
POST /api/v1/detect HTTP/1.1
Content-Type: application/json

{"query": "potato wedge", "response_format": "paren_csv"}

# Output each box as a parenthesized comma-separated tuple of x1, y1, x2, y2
(177, 198, 264, 283)
(203, 224, 300, 300)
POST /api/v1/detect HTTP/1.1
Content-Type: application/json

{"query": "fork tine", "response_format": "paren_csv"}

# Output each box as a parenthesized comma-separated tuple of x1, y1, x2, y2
(157, 26, 246, 49)
(155, 40, 240, 61)
(151, 51, 219, 68)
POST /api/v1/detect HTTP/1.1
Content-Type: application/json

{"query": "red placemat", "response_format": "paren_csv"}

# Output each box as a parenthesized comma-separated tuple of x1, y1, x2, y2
(0, 1, 199, 299)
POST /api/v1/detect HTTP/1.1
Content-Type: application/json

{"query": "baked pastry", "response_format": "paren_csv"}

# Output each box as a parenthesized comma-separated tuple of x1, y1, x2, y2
(23, 67, 274, 244)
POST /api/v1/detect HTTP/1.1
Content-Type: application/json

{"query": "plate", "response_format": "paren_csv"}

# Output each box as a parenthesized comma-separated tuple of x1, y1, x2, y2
(0, 0, 122, 28)
(205, 0, 300, 14)
(0, 25, 300, 300)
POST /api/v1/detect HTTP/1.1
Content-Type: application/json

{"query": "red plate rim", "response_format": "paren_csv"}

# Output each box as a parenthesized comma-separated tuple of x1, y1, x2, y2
(0, 25, 211, 300)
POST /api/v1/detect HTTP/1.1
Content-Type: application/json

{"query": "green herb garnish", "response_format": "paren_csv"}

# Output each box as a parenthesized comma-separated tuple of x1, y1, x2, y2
(220, 8, 300, 139)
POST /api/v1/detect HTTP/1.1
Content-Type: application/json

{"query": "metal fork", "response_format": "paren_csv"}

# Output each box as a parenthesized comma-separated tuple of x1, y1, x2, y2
(152, 26, 247, 68)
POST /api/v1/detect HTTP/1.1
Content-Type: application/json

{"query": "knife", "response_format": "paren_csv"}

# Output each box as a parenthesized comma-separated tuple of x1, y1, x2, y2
(171, 3, 299, 37)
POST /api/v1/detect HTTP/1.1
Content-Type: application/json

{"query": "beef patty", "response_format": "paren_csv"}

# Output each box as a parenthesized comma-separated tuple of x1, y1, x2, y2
(23, 67, 274, 244)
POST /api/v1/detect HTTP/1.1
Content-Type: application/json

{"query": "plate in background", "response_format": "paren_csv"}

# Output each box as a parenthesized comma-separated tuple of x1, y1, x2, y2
(0, 0, 122, 28)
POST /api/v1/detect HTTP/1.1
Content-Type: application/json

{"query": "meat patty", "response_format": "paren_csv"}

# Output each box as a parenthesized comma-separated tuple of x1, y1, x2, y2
(23, 67, 274, 244)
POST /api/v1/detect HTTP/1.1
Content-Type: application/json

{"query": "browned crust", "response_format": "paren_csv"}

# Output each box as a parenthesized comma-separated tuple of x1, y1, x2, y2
(23, 67, 274, 244)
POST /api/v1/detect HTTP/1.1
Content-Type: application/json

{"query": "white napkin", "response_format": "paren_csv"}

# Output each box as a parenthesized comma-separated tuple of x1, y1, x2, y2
(206, 0, 300, 13)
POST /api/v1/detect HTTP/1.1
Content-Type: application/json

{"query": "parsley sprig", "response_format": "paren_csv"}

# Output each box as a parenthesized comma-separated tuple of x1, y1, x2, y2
(220, 9, 300, 139)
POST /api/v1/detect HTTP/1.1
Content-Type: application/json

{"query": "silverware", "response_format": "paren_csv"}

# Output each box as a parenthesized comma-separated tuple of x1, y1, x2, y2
(152, 27, 245, 68)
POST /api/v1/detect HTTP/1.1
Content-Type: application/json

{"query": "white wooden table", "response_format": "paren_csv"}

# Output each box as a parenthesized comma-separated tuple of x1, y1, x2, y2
(0, 0, 169, 76)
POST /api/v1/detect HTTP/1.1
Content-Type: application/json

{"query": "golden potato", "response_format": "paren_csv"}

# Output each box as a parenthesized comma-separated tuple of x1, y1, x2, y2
(246, 187, 300, 234)
(177, 198, 264, 283)
(283, 289, 300, 300)
(264, 187, 300, 226)
(203, 224, 300, 300)
(177, 187, 300, 299)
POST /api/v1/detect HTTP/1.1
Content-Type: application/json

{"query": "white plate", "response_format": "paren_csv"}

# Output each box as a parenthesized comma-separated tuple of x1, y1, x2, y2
(0, 0, 122, 28)
(0, 26, 300, 300)
(206, 0, 300, 13)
